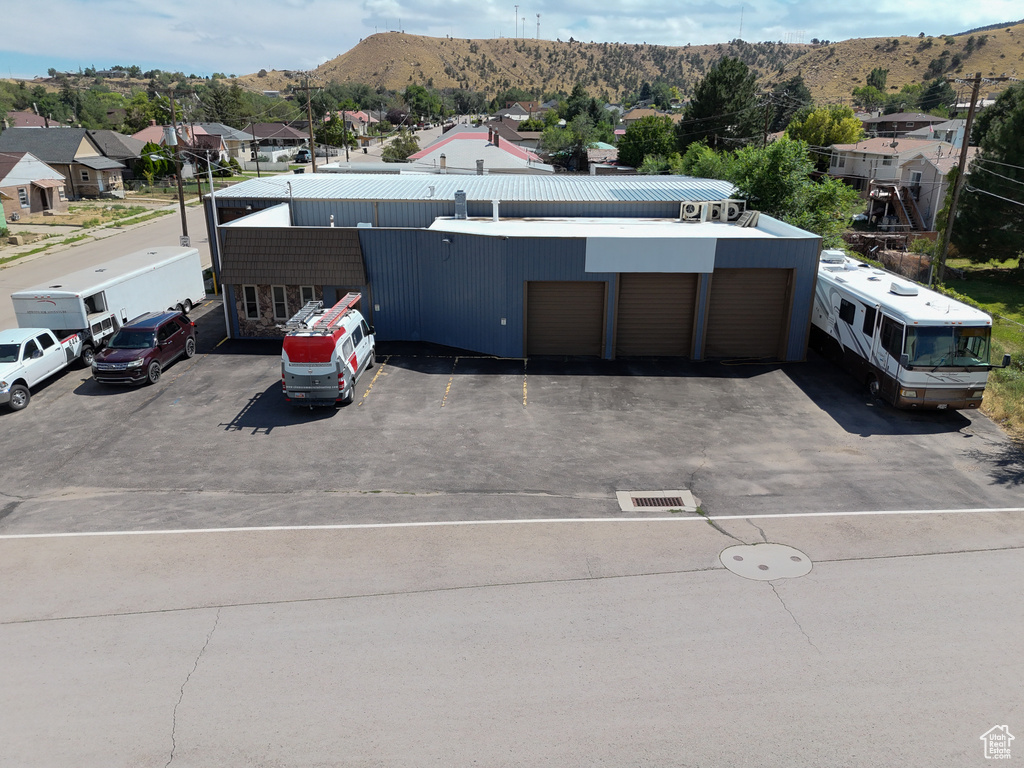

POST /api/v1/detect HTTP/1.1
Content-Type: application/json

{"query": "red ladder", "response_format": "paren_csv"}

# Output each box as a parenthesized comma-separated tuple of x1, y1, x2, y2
(313, 292, 361, 330)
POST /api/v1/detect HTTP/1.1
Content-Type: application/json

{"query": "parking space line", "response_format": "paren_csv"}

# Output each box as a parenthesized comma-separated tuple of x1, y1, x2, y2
(522, 359, 528, 406)
(357, 355, 389, 406)
(440, 357, 459, 407)
(2, 507, 1023, 540)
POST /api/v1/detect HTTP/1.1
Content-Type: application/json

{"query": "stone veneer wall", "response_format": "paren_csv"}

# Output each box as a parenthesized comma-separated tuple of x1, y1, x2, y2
(234, 284, 322, 338)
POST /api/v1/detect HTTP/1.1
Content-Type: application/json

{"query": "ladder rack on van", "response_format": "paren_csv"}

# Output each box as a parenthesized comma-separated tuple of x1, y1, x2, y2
(281, 293, 362, 334)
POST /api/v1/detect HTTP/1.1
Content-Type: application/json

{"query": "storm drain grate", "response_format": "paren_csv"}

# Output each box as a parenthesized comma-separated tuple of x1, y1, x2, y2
(615, 490, 697, 513)
(633, 496, 685, 508)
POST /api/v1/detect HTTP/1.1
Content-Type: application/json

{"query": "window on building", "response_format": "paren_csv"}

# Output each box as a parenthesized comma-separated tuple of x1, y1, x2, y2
(839, 299, 856, 325)
(243, 285, 259, 320)
(862, 306, 877, 336)
(300, 286, 316, 306)
(882, 157, 894, 166)
(80, 170, 90, 181)
(18, 188, 29, 207)
(272, 286, 288, 320)
(58, 188, 67, 201)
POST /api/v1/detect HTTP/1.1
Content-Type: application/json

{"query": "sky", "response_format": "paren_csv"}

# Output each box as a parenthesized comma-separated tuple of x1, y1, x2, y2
(1, 0, 1021, 81)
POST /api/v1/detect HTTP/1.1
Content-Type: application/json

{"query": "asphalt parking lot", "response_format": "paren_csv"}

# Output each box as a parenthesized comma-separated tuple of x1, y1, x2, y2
(1, 296, 1021, 535)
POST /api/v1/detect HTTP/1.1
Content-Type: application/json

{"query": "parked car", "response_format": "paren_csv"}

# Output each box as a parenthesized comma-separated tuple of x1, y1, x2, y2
(91, 312, 196, 386)
(295, 148, 312, 163)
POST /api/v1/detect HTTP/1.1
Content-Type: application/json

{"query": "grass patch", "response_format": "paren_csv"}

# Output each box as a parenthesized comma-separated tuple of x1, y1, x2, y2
(943, 263, 1024, 438)
(113, 210, 172, 227)
(59, 234, 90, 245)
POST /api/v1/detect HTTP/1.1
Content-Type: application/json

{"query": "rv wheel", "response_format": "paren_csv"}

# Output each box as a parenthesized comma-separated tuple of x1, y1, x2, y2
(183, 299, 193, 314)
(866, 375, 881, 399)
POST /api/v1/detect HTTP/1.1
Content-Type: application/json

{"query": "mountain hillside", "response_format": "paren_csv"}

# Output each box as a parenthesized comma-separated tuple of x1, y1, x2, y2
(765, 22, 1024, 103)
(241, 33, 809, 99)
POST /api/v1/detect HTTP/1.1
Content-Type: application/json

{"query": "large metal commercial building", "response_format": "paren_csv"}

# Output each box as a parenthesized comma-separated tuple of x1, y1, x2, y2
(205, 175, 822, 361)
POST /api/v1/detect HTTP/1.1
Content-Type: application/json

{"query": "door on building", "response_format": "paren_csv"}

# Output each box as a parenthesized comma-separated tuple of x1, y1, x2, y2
(525, 281, 606, 356)
(704, 268, 793, 359)
(615, 273, 698, 357)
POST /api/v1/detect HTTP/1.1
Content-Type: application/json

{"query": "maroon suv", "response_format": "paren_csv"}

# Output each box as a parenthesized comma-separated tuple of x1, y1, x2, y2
(92, 311, 196, 385)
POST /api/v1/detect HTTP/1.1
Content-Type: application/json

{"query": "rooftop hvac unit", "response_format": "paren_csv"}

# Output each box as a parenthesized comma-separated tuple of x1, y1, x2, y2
(723, 199, 745, 221)
(890, 282, 919, 296)
(679, 201, 703, 221)
(454, 189, 467, 220)
(821, 249, 846, 263)
(735, 210, 760, 228)
(706, 201, 725, 222)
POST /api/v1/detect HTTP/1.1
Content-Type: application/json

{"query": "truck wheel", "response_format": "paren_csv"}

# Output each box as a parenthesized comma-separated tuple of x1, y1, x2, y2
(147, 361, 161, 385)
(8, 384, 30, 411)
(184, 338, 196, 358)
(80, 345, 95, 367)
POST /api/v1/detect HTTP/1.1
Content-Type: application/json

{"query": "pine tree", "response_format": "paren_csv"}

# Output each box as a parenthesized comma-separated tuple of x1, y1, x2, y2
(675, 57, 759, 152)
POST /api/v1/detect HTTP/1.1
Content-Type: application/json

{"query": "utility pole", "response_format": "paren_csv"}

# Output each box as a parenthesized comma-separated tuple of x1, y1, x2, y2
(167, 89, 189, 242)
(933, 73, 1010, 284)
(295, 78, 319, 172)
(514, 5, 518, 38)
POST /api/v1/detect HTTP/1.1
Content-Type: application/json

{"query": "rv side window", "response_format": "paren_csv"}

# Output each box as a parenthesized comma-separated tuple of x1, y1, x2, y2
(243, 286, 259, 320)
(839, 299, 856, 325)
(880, 317, 905, 358)
(84, 293, 106, 313)
(862, 306, 877, 335)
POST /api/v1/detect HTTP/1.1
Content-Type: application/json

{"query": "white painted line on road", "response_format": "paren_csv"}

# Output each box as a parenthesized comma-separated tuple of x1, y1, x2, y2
(1, 506, 1023, 540)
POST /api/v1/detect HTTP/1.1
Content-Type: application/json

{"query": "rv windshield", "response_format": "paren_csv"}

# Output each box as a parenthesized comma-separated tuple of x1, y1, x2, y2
(0, 344, 19, 363)
(906, 325, 991, 367)
(107, 330, 156, 350)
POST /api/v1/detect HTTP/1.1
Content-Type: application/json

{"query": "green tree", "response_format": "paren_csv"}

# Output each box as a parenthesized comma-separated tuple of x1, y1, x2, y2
(769, 74, 812, 132)
(919, 78, 956, 113)
(617, 115, 675, 168)
(381, 129, 420, 162)
(851, 85, 885, 111)
(867, 67, 889, 91)
(951, 82, 1024, 266)
(785, 104, 864, 168)
(677, 138, 860, 247)
(676, 57, 759, 152)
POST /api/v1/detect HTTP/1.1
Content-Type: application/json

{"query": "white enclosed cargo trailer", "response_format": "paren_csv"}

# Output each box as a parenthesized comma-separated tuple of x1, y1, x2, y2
(10, 246, 205, 345)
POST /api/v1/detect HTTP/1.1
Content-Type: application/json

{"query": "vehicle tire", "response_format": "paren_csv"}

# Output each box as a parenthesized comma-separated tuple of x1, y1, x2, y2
(183, 299, 193, 314)
(175, 303, 184, 313)
(147, 361, 161, 385)
(341, 382, 355, 405)
(184, 337, 196, 359)
(8, 384, 30, 411)
(866, 375, 881, 399)
(366, 350, 375, 369)
(80, 345, 95, 367)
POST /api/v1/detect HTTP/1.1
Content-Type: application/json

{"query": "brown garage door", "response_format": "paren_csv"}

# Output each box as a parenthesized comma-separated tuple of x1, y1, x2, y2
(704, 268, 792, 359)
(526, 281, 606, 356)
(615, 273, 698, 357)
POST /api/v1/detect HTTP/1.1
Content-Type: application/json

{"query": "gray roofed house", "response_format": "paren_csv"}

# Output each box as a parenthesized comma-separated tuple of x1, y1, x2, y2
(0, 127, 126, 199)
(196, 123, 252, 162)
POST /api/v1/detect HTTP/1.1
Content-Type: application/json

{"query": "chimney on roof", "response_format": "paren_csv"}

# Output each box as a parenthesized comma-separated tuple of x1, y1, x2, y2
(150, 119, 157, 126)
(440, 153, 446, 174)
(476, 159, 484, 175)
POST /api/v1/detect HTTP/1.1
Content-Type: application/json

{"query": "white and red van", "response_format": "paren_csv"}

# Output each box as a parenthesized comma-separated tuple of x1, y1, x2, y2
(281, 293, 375, 407)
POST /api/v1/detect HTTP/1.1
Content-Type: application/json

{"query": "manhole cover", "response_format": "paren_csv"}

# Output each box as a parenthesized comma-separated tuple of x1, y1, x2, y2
(720, 543, 812, 581)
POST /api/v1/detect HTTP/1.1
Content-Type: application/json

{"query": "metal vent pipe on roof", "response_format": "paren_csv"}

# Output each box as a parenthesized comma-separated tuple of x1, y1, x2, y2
(440, 154, 446, 174)
(476, 160, 484, 175)
(491, 199, 500, 222)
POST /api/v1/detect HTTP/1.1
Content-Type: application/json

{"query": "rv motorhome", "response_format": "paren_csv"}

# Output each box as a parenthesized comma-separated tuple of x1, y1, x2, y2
(810, 250, 1010, 410)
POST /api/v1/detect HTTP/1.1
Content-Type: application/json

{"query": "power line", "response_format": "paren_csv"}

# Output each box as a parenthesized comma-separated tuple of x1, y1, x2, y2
(974, 157, 1024, 173)
(964, 185, 1024, 207)
(973, 165, 1024, 187)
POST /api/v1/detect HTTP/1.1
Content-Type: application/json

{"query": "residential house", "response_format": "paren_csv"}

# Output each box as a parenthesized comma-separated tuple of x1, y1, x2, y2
(0, 151, 68, 219)
(405, 125, 553, 174)
(495, 102, 541, 121)
(3, 111, 51, 129)
(905, 119, 966, 148)
(0, 127, 126, 199)
(242, 123, 308, 152)
(86, 130, 147, 180)
(892, 145, 978, 230)
(621, 107, 682, 127)
(861, 112, 946, 138)
(196, 123, 251, 163)
(827, 137, 950, 193)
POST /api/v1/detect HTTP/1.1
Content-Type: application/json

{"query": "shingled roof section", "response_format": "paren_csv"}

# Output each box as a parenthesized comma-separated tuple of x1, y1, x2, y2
(219, 227, 366, 285)
(0, 127, 94, 164)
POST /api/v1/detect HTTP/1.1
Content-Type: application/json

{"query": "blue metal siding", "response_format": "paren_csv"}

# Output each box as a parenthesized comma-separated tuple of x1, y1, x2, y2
(712, 236, 821, 361)
(359, 230, 614, 358)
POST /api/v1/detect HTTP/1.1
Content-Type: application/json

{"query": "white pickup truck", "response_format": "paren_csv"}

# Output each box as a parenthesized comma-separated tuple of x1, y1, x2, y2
(0, 328, 87, 411)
